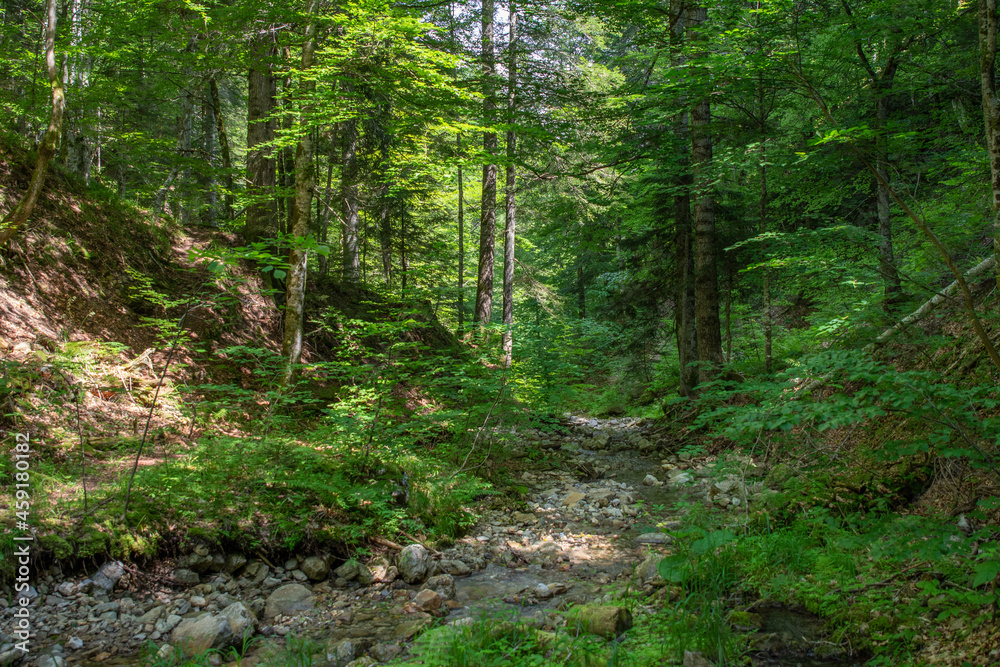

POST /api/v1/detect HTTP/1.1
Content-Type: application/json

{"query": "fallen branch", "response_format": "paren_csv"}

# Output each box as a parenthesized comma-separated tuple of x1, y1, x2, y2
(372, 536, 404, 551)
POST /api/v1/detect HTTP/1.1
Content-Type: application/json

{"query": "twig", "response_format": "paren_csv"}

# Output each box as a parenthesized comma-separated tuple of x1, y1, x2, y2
(121, 561, 185, 588)
(398, 530, 441, 556)
(372, 536, 404, 551)
(455, 369, 508, 477)
(122, 304, 199, 522)
(256, 550, 276, 569)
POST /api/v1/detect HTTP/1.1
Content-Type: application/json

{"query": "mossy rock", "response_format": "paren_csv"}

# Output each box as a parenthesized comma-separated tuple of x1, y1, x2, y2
(39, 534, 73, 560)
(764, 463, 798, 490)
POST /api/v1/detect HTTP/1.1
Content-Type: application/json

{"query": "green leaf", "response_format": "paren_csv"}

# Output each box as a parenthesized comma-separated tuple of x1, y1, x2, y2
(273, 270, 287, 280)
(973, 562, 1000, 588)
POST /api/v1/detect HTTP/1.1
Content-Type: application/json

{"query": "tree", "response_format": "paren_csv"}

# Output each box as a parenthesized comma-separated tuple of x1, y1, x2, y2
(475, 0, 498, 327)
(281, 0, 320, 386)
(0, 0, 64, 246)
(502, 1, 518, 366)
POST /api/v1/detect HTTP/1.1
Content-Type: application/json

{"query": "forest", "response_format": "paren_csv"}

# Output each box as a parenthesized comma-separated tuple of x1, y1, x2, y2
(1, 0, 1000, 665)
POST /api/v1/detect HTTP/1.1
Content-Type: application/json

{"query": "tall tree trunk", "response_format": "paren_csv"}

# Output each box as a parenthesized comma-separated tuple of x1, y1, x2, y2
(675, 172, 698, 396)
(319, 129, 336, 281)
(457, 134, 465, 333)
(281, 1, 319, 387)
(245, 35, 277, 243)
(400, 202, 409, 292)
(201, 90, 217, 226)
(577, 261, 586, 319)
(475, 0, 498, 327)
(690, 4, 723, 382)
(875, 63, 902, 308)
(980, 0, 1000, 294)
(0, 0, 63, 246)
(209, 77, 234, 220)
(341, 114, 361, 282)
(180, 88, 194, 225)
(502, 1, 517, 367)
(760, 141, 772, 374)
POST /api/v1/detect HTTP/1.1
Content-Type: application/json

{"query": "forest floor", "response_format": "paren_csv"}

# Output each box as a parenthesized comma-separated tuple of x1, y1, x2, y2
(3, 415, 877, 667)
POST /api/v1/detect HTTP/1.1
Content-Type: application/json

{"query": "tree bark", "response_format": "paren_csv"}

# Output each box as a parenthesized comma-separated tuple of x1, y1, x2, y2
(0, 0, 63, 246)
(457, 134, 465, 333)
(340, 114, 361, 283)
(209, 77, 234, 220)
(281, 1, 320, 387)
(675, 165, 698, 395)
(502, 1, 517, 367)
(691, 83, 723, 381)
(875, 60, 902, 307)
(475, 0, 498, 327)
(245, 35, 278, 243)
(979, 0, 1000, 294)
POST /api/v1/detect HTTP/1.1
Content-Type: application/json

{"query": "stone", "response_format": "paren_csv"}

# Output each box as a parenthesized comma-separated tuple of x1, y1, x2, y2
(393, 618, 431, 640)
(326, 639, 360, 663)
(91, 562, 124, 592)
(371, 643, 401, 662)
(223, 554, 247, 574)
(66, 638, 83, 651)
(355, 564, 374, 585)
(683, 650, 715, 667)
(635, 533, 673, 545)
(264, 584, 315, 620)
(642, 474, 659, 486)
(156, 614, 183, 634)
(713, 494, 731, 508)
(346, 659, 377, 667)
(438, 559, 471, 576)
(335, 561, 360, 581)
(421, 574, 456, 600)
(534, 583, 552, 599)
(587, 489, 615, 507)
(171, 614, 234, 654)
(412, 589, 442, 612)
(55, 582, 75, 597)
(512, 512, 538, 524)
(561, 492, 586, 507)
(300, 556, 329, 581)
(669, 472, 694, 485)
(191, 596, 207, 608)
(634, 553, 662, 585)
(219, 602, 256, 643)
(284, 558, 298, 571)
(181, 553, 215, 574)
(398, 545, 430, 584)
(36, 656, 65, 667)
(172, 569, 200, 586)
(290, 570, 308, 582)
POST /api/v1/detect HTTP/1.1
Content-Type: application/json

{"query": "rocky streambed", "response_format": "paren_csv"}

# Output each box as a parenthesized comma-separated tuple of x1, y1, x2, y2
(1, 416, 849, 667)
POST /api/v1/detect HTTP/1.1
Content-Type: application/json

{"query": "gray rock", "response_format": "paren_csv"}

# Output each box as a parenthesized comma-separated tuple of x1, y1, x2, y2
(55, 582, 75, 597)
(300, 556, 329, 581)
(683, 650, 714, 667)
(371, 643, 401, 663)
(643, 474, 660, 486)
(397, 544, 430, 584)
(534, 583, 552, 599)
(437, 559, 471, 576)
(355, 564, 374, 585)
(345, 658, 377, 667)
(93, 601, 120, 614)
(91, 562, 125, 592)
(223, 554, 247, 574)
(174, 600, 192, 616)
(75, 579, 93, 595)
(262, 577, 282, 589)
(421, 574, 456, 600)
(290, 569, 308, 582)
(263, 584, 315, 620)
(219, 602, 256, 643)
(66, 638, 83, 651)
(181, 553, 215, 574)
(335, 561, 359, 580)
(171, 613, 234, 654)
(35, 656, 64, 667)
(635, 533, 673, 545)
(155, 614, 183, 634)
(138, 606, 165, 623)
(326, 639, 360, 663)
(634, 553, 662, 585)
(0, 649, 22, 666)
(283, 558, 298, 571)
(172, 569, 200, 586)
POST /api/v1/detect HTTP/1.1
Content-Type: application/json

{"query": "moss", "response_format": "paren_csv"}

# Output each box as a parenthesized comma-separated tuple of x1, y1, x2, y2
(764, 463, 798, 489)
(38, 534, 73, 560)
(728, 611, 763, 631)
(74, 529, 110, 558)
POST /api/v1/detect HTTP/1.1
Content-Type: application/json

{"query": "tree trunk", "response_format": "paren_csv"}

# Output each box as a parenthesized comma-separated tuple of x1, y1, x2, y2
(875, 62, 902, 307)
(675, 175, 698, 396)
(245, 35, 277, 243)
(502, 1, 517, 367)
(201, 90, 216, 226)
(577, 261, 586, 319)
(760, 142, 772, 374)
(475, 0, 498, 327)
(457, 134, 465, 333)
(0, 0, 63, 246)
(209, 78, 234, 220)
(690, 4, 723, 383)
(341, 114, 361, 282)
(281, 1, 319, 387)
(980, 0, 1000, 294)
